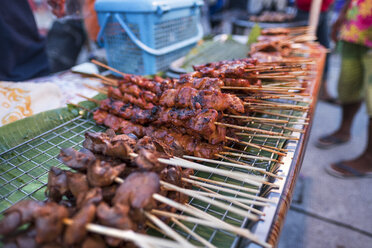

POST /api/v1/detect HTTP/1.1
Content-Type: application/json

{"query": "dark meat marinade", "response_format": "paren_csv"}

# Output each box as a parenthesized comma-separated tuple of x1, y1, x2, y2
(93, 110, 224, 158)
(96, 63, 262, 149)
(0, 130, 194, 248)
(99, 95, 227, 144)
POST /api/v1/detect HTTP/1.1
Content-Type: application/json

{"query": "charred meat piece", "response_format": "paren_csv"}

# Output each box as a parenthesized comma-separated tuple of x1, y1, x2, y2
(0, 200, 44, 235)
(87, 160, 126, 187)
(46, 167, 69, 202)
(93, 112, 224, 158)
(64, 204, 96, 245)
(34, 202, 68, 244)
(134, 136, 157, 152)
(58, 148, 95, 172)
(101, 184, 118, 204)
(66, 171, 90, 200)
(193, 58, 257, 72)
(113, 172, 160, 211)
(134, 148, 166, 172)
(84, 131, 135, 160)
(2, 227, 38, 248)
(261, 27, 290, 36)
(100, 98, 156, 124)
(97, 202, 134, 246)
(93, 108, 108, 125)
(76, 188, 102, 209)
(159, 167, 182, 187)
(82, 235, 107, 248)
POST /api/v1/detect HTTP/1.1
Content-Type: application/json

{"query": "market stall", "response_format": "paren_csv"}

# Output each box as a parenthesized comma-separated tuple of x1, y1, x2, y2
(0, 23, 327, 247)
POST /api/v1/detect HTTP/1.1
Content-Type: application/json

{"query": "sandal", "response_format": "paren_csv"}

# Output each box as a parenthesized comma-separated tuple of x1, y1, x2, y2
(325, 162, 372, 178)
(319, 97, 341, 105)
(315, 135, 349, 149)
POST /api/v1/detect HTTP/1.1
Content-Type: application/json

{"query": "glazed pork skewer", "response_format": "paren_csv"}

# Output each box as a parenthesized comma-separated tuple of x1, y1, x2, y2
(92, 107, 288, 156)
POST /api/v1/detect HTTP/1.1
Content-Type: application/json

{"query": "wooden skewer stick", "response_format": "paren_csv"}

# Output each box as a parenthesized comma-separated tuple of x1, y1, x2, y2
(190, 155, 283, 180)
(245, 95, 311, 103)
(244, 66, 303, 72)
(63, 218, 184, 248)
(91, 59, 127, 78)
(161, 181, 259, 221)
(185, 182, 266, 215)
(218, 151, 283, 170)
(152, 195, 272, 248)
(159, 158, 262, 187)
(260, 82, 305, 87)
(172, 158, 277, 189)
(215, 122, 285, 136)
(171, 157, 268, 184)
(67, 102, 93, 113)
(240, 119, 306, 133)
(181, 178, 276, 203)
(215, 155, 276, 175)
(152, 209, 269, 248)
(170, 217, 217, 248)
(114, 174, 267, 239)
(92, 73, 118, 86)
(244, 98, 310, 108)
(133, 153, 268, 187)
(114, 175, 268, 218)
(225, 114, 308, 126)
(195, 190, 269, 212)
(83, 84, 108, 95)
(254, 110, 309, 120)
(145, 221, 167, 236)
(76, 93, 100, 105)
(144, 212, 196, 248)
(235, 132, 299, 141)
(222, 86, 306, 91)
(254, 122, 305, 133)
(225, 137, 286, 156)
(184, 155, 281, 179)
(152, 209, 227, 230)
(223, 114, 288, 124)
(187, 204, 272, 248)
(189, 175, 262, 194)
(244, 102, 309, 111)
(218, 149, 282, 163)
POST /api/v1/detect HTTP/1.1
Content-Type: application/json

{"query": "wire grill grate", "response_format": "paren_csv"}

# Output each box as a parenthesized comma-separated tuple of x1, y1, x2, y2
(0, 109, 300, 247)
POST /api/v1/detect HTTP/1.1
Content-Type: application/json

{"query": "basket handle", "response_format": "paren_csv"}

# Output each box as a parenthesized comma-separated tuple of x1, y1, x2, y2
(96, 13, 111, 47)
(113, 13, 203, 56)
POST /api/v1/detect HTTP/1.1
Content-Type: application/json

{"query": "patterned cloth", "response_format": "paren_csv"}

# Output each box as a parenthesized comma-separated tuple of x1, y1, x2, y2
(340, 0, 372, 48)
(0, 82, 62, 126)
(0, 72, 102, 127)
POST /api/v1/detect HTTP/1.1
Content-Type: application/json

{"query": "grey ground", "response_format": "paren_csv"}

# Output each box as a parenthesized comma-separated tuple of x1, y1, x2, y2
(277, 53, 372, 248)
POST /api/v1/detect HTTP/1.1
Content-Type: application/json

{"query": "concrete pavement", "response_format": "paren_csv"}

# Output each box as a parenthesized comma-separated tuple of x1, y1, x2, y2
(278, 54, 372, 248)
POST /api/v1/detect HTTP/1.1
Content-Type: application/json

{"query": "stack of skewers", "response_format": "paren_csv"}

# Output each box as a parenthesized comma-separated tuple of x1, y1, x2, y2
(0, 26, 321, 248)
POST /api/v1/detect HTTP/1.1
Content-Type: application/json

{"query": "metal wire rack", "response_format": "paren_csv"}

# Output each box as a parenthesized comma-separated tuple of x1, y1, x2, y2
(0, 109, 301, 247)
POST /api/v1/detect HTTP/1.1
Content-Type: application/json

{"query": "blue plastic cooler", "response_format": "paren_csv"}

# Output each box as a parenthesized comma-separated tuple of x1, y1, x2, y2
(95, 0, 203, 75)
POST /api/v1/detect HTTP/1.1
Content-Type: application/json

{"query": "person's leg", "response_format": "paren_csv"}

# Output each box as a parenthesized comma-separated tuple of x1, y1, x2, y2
(329, 118, 372, 175)
(327, 48, 372, 175)
(316, 11, 333, 101)
(317, 41, 364, 148)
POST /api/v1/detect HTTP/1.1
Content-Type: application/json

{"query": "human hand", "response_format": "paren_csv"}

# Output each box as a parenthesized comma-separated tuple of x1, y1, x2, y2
(47, 0, 66, 18)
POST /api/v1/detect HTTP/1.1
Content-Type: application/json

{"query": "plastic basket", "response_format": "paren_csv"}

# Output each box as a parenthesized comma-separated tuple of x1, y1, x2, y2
(95, 0, 203, 75)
